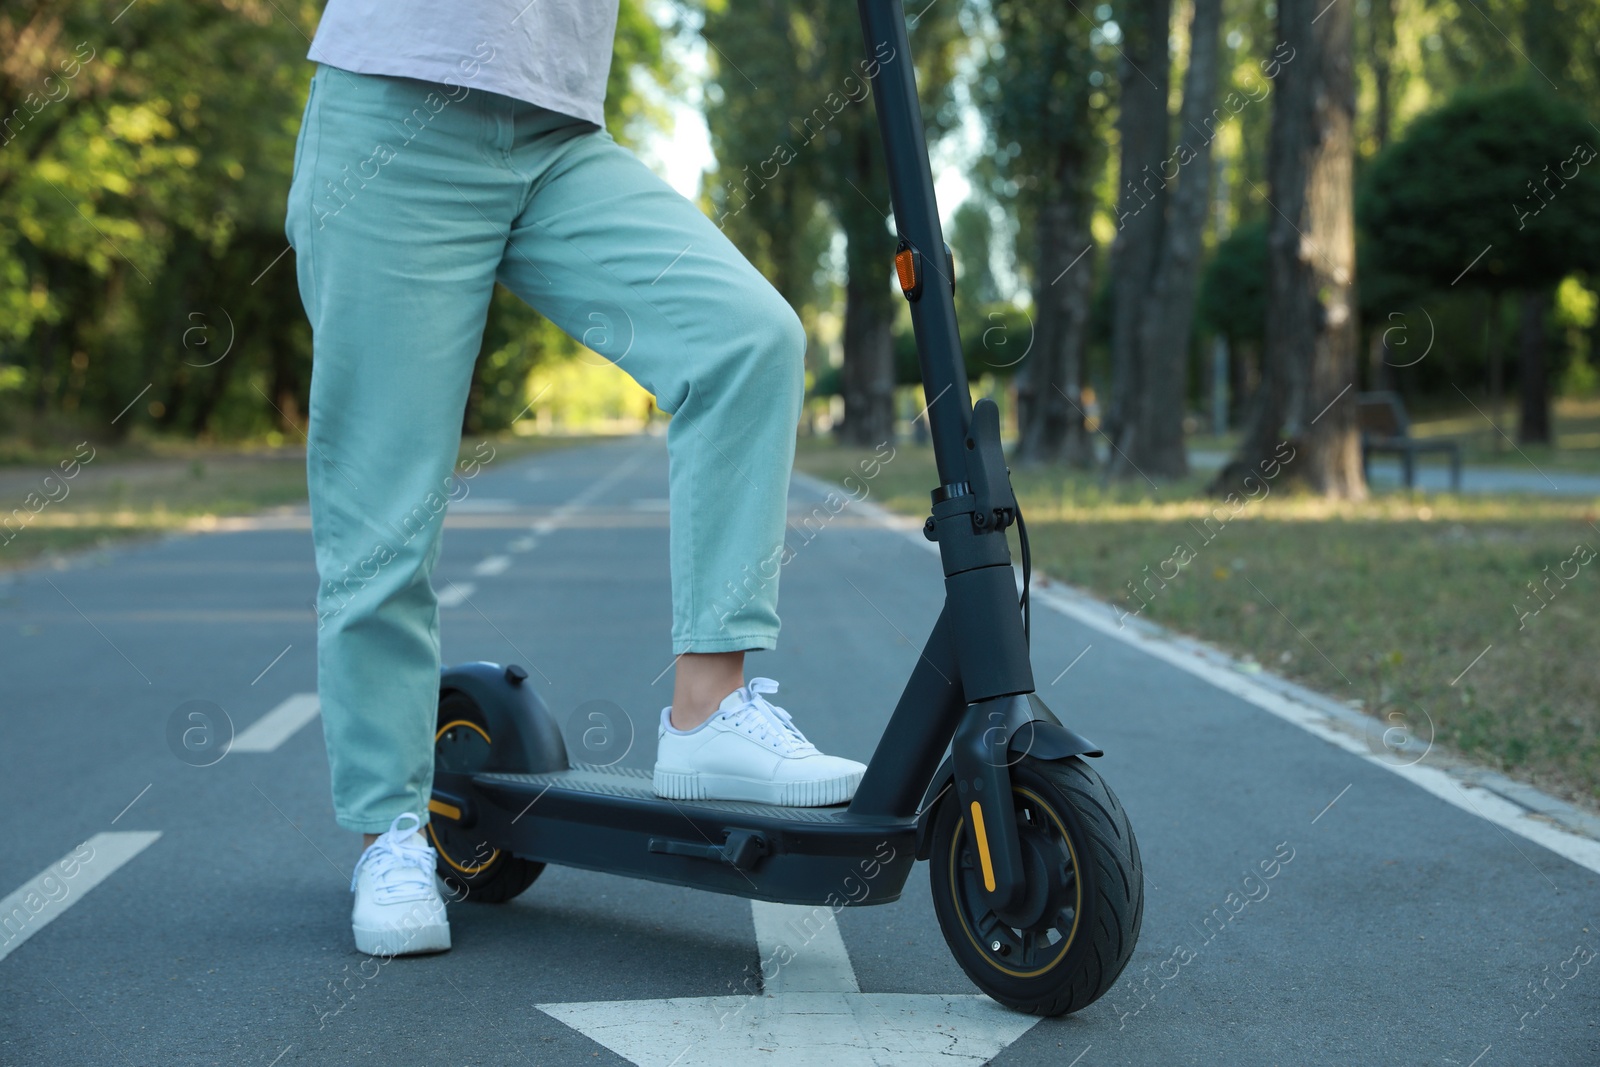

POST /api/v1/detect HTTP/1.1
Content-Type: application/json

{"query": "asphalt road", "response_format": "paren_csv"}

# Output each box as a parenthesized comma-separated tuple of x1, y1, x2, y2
(1, 435, 1596, 1066)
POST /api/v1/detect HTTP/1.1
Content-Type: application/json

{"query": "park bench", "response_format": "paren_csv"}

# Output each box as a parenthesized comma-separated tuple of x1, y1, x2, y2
(1356, 391, 1462, 491)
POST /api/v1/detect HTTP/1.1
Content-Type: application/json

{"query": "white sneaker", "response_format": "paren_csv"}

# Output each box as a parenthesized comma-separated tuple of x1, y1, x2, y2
(653, 677, 866, 806)
(349, 812, 451, 957)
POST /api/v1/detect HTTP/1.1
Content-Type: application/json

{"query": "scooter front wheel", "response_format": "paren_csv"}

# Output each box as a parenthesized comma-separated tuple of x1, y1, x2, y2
(929, 755, 1143, 1016)
(429, 689, 544, 903)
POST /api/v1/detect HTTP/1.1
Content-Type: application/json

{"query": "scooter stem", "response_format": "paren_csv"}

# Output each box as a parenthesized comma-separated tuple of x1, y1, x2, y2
(852, 0, 1036, 913)
(854, 0, 972, 485)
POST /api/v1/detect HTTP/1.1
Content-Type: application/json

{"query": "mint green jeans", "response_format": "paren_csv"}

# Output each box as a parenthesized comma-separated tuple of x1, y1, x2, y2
(285, 65, 804, 834)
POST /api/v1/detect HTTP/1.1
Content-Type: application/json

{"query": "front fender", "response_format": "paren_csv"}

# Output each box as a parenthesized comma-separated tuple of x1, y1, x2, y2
(913, 693, 1100, 861)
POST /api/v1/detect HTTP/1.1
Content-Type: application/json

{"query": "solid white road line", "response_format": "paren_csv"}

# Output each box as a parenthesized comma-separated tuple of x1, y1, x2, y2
(472, 555, 512, 576)
(789, 469, 1600, 878)
(0, 832, 161, 963)
(436, 582, 475, 608)
(232, 694, 321, 753)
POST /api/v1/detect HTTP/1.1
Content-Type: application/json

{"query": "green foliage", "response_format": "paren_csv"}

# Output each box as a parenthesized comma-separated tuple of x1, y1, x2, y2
(968, 0, 1107, 293)
(894, 299, 1030, 385)
(1196, 218, 1268, 344)
(0, 0, 668, 445)
(1358, 81, 1600, 295)
(948, 199, 1001, 311)
(0, 0, 319, 441)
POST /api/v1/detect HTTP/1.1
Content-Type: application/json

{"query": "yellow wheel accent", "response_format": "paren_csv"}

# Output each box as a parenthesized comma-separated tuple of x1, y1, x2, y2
(429, 823, 499, 875)
(951, 786, 1083, 979)
(431, 717, 498, 875)
(427, 798, 462, 821)
(435, 718, 491, 744)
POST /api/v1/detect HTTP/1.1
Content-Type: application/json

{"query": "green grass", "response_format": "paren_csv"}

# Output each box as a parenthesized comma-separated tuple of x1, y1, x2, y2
(0, 432, 603, 571)
(796, 437, 1600, 811)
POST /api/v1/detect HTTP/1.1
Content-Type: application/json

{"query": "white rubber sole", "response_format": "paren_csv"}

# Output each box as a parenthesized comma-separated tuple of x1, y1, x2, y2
(653, 768, 863, 807)
(352, 913, 451, 957)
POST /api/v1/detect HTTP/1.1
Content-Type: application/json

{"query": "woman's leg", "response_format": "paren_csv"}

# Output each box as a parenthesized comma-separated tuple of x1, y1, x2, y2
(492, 110, 807, 720)
(286, 66, 521, 835)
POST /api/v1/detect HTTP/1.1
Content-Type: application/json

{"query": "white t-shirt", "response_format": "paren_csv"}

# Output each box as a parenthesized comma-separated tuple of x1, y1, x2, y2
(307, 0, 620, 126)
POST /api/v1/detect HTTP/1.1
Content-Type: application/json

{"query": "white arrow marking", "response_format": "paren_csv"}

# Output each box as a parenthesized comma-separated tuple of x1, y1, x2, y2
(233, 694, 321, 753)
(537, 901, 1041, 1065)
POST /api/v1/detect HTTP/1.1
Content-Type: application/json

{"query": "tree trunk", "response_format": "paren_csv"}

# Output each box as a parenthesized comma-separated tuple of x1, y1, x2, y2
(1517, 288, 1552, 444)
(1224, 0, 1312, 489)
(1104, 0, 1172, 451)
(1367, 329, 1391, 394)
(1369, 0, 1395, 150)
(1478, 289, 1504, 447)
(835, 114, 897, 448)
(1114, 0, 1224, 481)
(838, 262, 896, 446)
(1015, 193, 1094, 467)
(1217, 0, 1363, 499)
(1299, 0, 1363, 497)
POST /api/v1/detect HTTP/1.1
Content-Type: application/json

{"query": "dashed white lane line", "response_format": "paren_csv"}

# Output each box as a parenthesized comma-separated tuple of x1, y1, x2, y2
(448, 497, 516, 513)
(1, 832, 161, 963)
(507, 536, 538, 552)
(539, 449, 649, 533)
(789, 469, 1600, 878)
(233, 694, 321, 753)
(437, 582, 476, 608)
(473, 555, 512, 576)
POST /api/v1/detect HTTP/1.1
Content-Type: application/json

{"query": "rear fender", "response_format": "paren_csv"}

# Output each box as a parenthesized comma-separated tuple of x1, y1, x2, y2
(438, 661, 569, 774)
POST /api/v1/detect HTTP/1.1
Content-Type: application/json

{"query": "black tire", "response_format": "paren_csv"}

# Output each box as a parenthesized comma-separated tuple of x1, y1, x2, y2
(929, 755, 1143, 1016)
(429, 690, 544, 904)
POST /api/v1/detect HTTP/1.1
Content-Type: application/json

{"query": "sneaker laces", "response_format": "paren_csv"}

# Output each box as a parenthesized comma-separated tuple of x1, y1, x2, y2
(722, 678, 818, 757)
(350, 812, 437, 903)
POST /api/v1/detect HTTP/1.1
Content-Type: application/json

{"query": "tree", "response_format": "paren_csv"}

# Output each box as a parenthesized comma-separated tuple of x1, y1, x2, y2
(1358, 82, 1600, 444)
(1103, 0, 1172, 460)
(1220, 0, 1363, 498)
(1196, 216, 1268, 414)
(699, 0, 825, 307)
(974, 0, 1103, 468)
(1111, 0, 1226, 480)
(695, 0, 959, 447)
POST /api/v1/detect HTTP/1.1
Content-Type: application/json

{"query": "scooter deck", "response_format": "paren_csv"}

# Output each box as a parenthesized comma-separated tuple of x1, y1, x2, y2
(439, 764, 919, 906)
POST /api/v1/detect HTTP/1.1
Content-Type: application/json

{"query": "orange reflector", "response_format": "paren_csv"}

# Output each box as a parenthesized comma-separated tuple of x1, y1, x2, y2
(969, 800, 997, 892)
(895, 247, 917, 293)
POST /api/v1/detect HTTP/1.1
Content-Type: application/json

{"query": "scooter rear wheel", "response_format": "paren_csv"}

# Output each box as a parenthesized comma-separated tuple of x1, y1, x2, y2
(429, 690, 543, 903)
(929, 755, 1142, 1016)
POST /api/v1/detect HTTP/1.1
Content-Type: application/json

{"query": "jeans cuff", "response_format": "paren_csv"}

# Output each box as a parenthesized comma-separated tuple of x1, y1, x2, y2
(672, 631, 778, 655)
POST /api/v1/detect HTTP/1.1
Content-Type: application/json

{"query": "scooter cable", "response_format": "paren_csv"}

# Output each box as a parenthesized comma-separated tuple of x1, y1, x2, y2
(1015, 501, 1031, 647)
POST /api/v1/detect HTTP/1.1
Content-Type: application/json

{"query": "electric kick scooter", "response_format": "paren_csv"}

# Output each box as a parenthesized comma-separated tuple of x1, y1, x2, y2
(427, 0, 1144, 1016)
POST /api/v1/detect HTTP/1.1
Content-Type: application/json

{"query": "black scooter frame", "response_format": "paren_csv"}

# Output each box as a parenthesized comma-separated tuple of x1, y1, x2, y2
(431, 0, 1103, 914)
